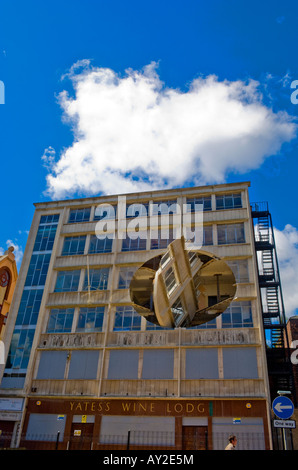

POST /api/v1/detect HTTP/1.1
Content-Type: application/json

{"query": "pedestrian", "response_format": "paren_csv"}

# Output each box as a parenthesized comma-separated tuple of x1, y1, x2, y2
(225, 435, 237, 450)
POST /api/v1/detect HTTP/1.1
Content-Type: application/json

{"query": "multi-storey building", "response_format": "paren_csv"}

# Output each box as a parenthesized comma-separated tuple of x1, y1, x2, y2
(0, 182, 276, 450)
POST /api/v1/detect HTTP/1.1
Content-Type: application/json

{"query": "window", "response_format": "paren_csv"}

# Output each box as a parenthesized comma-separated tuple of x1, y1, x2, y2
(68, 207, 91, 223)
(217, 223, 245, 245)
(150, 200, 177, 215)
(108, 350, 139, 379)
(122, 235, 147, 251)
(15, 289, 43, 326)
(83, 268, 109, 291)
(40, 214, 59, 224)
(150, 229, 175, 249)
(33, 224, 58, 252)
(5, 328, 35, 370)
(88, 234, 113, 254)
(76, 306, 105, 332)
(223, 347, 258, 379)
(94, 204, 116, 220)
(203, 226, 213, 245)
(54, 270, 81, 292)
(118, 267, 136, 289)
(25, 253, 51, 287)
(36, 351, 68, 379)
(142, 349, 174, 379)
(126, 203, 149, 218)
(186, 196, 212, 212)
(61, 236, 86, 256)
(222, 301, 253, 328)
(160, 251, 171, 269)
(227, 259, 249, 283)
(68, 350, 100, 379)
(195, 317, 217, 329)
(114, 306, 141, 331)
(163, 266, 177, 295)
(184, 225, 212, 247)
(185, 349, 219, 379)
(171, 297, 184, 325)
(47, 308, 74, 333)
(216, 193, 242, 210)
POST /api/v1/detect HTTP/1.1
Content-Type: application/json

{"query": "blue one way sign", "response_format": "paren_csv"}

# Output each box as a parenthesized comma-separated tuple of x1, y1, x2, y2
(272, 396, 294, 420)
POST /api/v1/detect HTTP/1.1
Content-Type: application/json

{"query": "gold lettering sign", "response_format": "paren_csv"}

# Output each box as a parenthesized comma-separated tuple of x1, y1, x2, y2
(69, 400, 206, 416)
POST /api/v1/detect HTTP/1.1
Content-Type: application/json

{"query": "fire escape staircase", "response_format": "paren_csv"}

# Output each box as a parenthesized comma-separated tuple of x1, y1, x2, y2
(251, 202, 294, 398)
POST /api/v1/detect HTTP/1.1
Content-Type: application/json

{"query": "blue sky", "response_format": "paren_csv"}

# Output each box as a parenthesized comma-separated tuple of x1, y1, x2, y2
(1, 0, 298, 315)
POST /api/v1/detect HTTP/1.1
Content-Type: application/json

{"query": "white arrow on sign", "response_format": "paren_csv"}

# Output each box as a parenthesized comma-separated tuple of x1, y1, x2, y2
(274, 402, 293, 413)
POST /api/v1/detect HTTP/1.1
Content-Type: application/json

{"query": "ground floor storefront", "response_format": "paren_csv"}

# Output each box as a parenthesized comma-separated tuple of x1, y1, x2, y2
(14, 397, 272, 450)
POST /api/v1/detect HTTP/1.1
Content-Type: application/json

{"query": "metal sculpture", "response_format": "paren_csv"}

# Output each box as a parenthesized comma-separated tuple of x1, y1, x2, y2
(129, 237, 236, 328)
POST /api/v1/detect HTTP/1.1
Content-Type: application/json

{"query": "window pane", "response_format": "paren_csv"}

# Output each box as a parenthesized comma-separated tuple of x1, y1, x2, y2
(222, 302, 252, 328)
(47, 308, 74, 333)
(187, 196, 211, 212)
(62, 236, 86, 256)
(164, 267, 177, 295)
(76, 306, 105, 332)
(88, 235, 113, 253)
(68, 207, 91, 223)
(203, 226, 213, 245)
(236, 224, 245, 243)
(54, 270, 80, 292)
(118, 268, 135, 289)
(216, 193, 242, 210)
(113, 306, 141, 331)
(25, 254, 51, 287)
(94, 204, 116, 220)
(122, 236, 147, 251)
(83, 268, 109, 291)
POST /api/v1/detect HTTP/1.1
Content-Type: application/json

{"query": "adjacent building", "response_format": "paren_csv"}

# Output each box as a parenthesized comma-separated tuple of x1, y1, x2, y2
(0, 182, 279, 449)
(0, 246, 18, 337)
(0, 246, 18, 446)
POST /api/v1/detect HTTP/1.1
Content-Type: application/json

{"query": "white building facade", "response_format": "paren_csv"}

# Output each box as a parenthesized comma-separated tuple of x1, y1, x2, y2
(0, 181, 273, 450)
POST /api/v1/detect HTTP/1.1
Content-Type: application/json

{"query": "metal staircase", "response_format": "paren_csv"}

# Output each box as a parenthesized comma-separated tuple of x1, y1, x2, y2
(251, 202, 295, 400)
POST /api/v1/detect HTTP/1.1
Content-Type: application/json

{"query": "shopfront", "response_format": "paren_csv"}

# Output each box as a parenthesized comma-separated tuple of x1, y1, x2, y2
(21, 397, 271, 450)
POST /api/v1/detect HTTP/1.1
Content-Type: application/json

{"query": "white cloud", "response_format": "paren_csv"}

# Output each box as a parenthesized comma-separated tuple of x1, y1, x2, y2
(274, 224, 298, 317)
(43, 61, 297, 199)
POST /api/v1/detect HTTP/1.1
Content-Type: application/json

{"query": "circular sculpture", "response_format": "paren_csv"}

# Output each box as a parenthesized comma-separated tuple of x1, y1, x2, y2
(129, 236, 237, 328)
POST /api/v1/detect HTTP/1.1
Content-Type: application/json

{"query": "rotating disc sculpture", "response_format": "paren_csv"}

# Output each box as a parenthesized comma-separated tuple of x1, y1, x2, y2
(129, 236, 237, 328)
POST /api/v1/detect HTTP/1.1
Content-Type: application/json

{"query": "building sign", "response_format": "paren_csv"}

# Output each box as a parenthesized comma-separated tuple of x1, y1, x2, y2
(68, 399, 208, 416)
(274, 419, 296, 429)
(0, 398, 24, 412)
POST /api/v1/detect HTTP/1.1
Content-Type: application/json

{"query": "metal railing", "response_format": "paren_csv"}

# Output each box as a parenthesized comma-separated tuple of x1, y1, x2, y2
(0, 430, 270, 450)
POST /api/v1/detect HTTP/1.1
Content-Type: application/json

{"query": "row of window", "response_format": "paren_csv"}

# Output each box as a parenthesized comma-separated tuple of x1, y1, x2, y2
(53, 257, 249, 295)
(66, 193, 243, 224)
(4, 301, 252, 373)
(20, 257, 250, 302)
(35, 346, 258, 381)
(57, 223, 245, 258)
(47, 301, 253, 334)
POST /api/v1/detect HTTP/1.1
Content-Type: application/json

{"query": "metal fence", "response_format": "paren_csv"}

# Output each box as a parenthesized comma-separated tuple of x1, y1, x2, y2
(0, 430, 273, 450)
